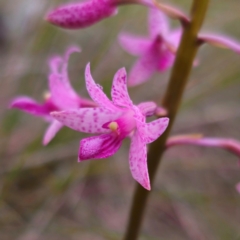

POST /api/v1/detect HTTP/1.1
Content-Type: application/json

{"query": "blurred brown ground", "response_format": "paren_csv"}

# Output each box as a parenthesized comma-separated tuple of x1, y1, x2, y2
(0, 0, 240, 239)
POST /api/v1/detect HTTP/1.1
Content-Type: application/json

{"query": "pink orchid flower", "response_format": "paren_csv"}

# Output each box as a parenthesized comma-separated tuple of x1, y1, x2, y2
(10, 47, 96, 145)
(119, 8, 182, 86)
(51, 63, 169, 190)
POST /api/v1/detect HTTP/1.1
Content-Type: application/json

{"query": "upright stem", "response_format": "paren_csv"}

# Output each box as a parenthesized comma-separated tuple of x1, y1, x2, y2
(123, 0, 210, 239)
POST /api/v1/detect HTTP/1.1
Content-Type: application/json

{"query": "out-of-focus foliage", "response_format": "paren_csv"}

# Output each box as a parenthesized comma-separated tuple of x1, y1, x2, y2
(0, 0, 240, 239)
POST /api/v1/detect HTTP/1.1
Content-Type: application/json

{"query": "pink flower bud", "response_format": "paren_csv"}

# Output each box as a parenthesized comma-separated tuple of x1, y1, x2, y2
(46, 0, 118, 29)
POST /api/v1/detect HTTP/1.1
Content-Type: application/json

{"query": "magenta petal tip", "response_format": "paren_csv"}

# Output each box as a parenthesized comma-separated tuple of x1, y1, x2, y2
(142, 181, 151, 191)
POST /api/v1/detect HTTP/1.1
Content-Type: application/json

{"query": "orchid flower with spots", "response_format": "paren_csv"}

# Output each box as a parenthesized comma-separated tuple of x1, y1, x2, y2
(119, 8, 182, 86)
(10, 47, 96, 145)
(51, 63, 169, 190)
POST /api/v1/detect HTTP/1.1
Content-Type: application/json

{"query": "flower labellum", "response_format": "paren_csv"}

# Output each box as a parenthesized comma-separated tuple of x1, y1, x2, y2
(52, 63, 169, 190)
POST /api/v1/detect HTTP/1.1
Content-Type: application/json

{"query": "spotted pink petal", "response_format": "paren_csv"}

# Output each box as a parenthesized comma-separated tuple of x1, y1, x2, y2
(129, 131, 150, 190)
(49, 46, 80, 78)
(61, 46, 81, 82)
(128, 48, 159, 86)
(51, 108, 122, 134)
(118, 32, 150, 56)
(137, 101, 157, 117)
(43, 120, 63, 145)
(48, 47, 82, 109)
(167, 27, 182, 48)
(167, 28, 197, 68)
(148, 8, 169, 39)
(49, 74, 81, 109)
(85, 63, 118, 111)
(131, 105, 148, 143)
(48, 55, 96, 109)
(79, 133, 122, 161)
(46, 0, 118, 29)
(137, 117, 169, 144)
(158, 49, 175, 71)
(49, 56, 63, 74)
(132, 105, 145, 124)
(10, 96, 51, 116)
(111, 68, 133, 108)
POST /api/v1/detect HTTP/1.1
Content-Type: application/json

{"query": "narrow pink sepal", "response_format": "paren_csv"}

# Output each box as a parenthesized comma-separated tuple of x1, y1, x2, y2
(118, 9, 184, 86)
(198, 34, 240, 54)
(51, 108, 122, 134)
(46, 0, 118, 29)
(168, 27, 182, 48)
(48, 74, 81, 110)
(10, 96, 51, 116)
(48, 47, 82, 109)
(79, 134, 122, 161)
(138, 117, 169, 144)
(111, 68, 133, 108)
(118, 33, 150, 56)
(129, 131, 150, 190)
(148, 8, 169, 39)
(49, 56, 63, 74)
(158, 50, 175, 71)
(166, 135, 240, 158)
(128, 50, 158, 86)
(43, 120, 63, 145)
(85, 63, 118, 111)
(61, 46, 81, 79)
(132, 105, 145, 126)
(48, 46, 80, 78)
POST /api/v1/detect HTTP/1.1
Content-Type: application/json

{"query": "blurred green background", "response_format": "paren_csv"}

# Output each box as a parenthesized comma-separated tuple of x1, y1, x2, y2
(0, 0, 240, 239)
